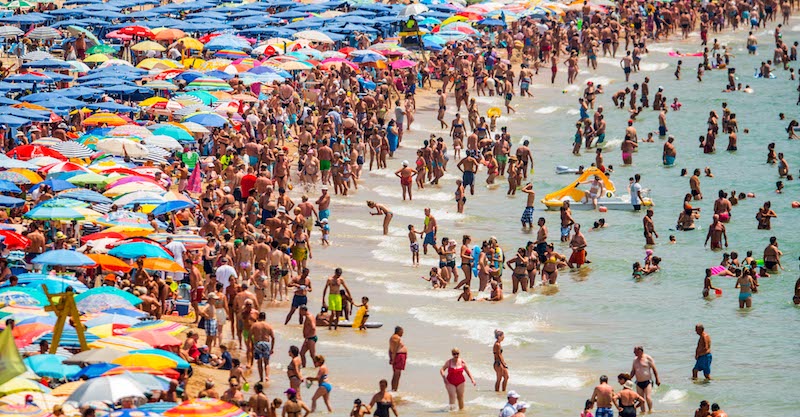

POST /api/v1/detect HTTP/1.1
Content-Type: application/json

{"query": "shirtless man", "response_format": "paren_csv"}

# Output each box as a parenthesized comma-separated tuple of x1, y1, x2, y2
(692, 323, 712, 380)
(250, 312, 275, 383)
(285, 268, 312, 324)
(437, 89, 448, 129)
(663, 136, 677, 166)
(389, 326, 408, 392)
(316, 187, 331, 223)
(620, 51, 633, 82)
(568, 224, 588, 269)
(239, 299, 259, 367)
(704, 214, 727, 250)
(321, 268, 351, 330)
(298, 305, 317, 367)
(690, 169, 703, 200)
(643, 209, 658, 246)
(560, 201, 574, 242)
(422, 208, 437, 255)
(298, 196, 317, 235)
(763, 236, 783, 272)
(591, 375, 615, 417)
(456, 152, 479, 195)
(520, 183, 536, 228)
(630, 346, 661, 413)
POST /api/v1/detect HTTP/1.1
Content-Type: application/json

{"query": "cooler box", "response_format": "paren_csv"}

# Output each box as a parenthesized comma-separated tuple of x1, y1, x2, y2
(175, 300, 191, 316)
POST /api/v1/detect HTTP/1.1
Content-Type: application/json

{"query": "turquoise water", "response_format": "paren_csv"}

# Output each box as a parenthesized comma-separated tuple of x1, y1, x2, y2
(260, 25, 800, 417)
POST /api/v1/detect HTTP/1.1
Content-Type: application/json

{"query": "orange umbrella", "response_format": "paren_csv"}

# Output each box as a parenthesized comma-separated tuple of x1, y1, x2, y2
(13, 102, 49, 110)
(83, 113, 128, 126)
(154, 28, 186, 42)
(86, 254, 132, 272)
(141, 257, 186, 273)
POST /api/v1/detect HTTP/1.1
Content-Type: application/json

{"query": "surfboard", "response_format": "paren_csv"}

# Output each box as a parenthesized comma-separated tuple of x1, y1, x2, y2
(336, 321, 383, 329)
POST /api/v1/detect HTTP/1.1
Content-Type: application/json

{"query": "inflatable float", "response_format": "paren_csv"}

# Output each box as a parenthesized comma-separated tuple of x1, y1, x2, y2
(487, 107, 502, 117)
(556, 165, 581, 175)
(754, 69, 777, 79)
(337, 320, 383, 329)
(668, 51, 703, 57)
(541, 167, 654, 211)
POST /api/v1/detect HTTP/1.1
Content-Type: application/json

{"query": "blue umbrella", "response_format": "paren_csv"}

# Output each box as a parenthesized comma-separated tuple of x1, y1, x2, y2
(0, 97, 19, 105)
(137, 403, 178, 414)
(477, 18, 506, 27)
(5, 73, 54, 84)
(0, 195, 25, 208)
(21, 58, 73, 69)
(102, 307, 147, 318)
(86, 102, 138, 112)
(71, 363, 119, 379)
(0, 180, 22, 193)
(58, 189, 113, 204)
(31, 178, 80, 192)
(24, 206, 85, 221)
(24, 354, 82, 380)
(0, 155, 38, 169)
(150, 200, 195, 216)
(29, 97, 87, 109)
(38, 326, 100, 347)
(0, 114, 32, 127)
(13, 273, 89, 293)
(0, 287, 48, 306)
(108, 242, 174, 260)
(183, 112, 228, 127)
(32, 250, 95, 266)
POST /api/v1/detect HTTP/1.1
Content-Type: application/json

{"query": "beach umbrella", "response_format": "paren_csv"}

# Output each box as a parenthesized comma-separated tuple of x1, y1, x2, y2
(86, 44, 116, 55)
(390, 59, 416, 69)
(0, 404, 47, 417)
(109, 124, 152, 138)
(66, 173, 108, 186)
(186, 77, 233, 91)
(165, 399, 248, 417)
(11, 274, 87, 293)
(83, 54, 111, 64)
(31, 250, 93, 266)
(85, 254, 132, 273)
(141, 135, 180, 150)
(83, 113, 127, 127)
(111, 192, 165, 208)
(0, 287, 47, 306)
(40, 161, 90, 175)
(24, 206, 84, 221)
(102, 409, 163, 417)
(0, 169, 35, 184)
(0, 379, 47, 397)
(0, 26, 23, 37)
(64, 375, 146, 405)
(126, 331, 181, 349)
(278, 60, 314, 71)
(0, 229, 28, 249)
(19, 51, 53, 61)
(21, 58, 71, 70)
(108, 242, 172, 260)
(57, 189, 112, 204)
(142, 81, 178, 91)
(293, 30, 333, 44)
(23, 355, 81, 380)
(119, 25, 154, 39)
(96, 138, 148, 158)
(49, 380, 88, 397)
(88, 335, 151, 351)
(150, 200, 194, 216)
(140, 258, 186, 273)
(7, 145, 66, 161)
(31, 178, 79, 192)
(0, 155, 36, 169)
(399, 3, 429, 16)
(49, 141, 94, 158)
(63, 349, 126, 366)
(0, 393, 75, 413)
(183, 112, 227, 127)
(131, 41, 166, 52)
(0, 196, 25, 209)
(112, 350, 181, 369)
(0, 180, 21, 193)
(26, 27, 62, 41)
(154, 29, 185, 42)
(151, 125, 193, 142)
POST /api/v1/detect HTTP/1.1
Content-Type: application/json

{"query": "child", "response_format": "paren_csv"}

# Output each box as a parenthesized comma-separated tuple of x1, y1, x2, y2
(408, 224, 422, 266)
(319, 218, 330, 246)
(632, 262, 645, 279)
(269, 399, 282, 417)
(675, 60, 682, 79)
(671, 97, 682, 111)
(581, 399, 594, 417)
(353, 296, 370, 330)
(230, 358, 245, 381)
(350, 399, 370, 417)
(776, 180, 784, 193)
(669, 235, 677, 244)
(421, 267, 443, 288)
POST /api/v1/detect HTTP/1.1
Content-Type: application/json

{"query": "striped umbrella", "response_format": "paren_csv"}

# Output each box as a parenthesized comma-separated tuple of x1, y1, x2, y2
(89, 336, 152, 351)
(20, 51, 53, 61)
(0, 26, 23, 37)
(126, 319, 186, 335)
(0, 404, 48, 417)
(26, 27, 62, 41)
(109, 125, 153, 138)
(148, 233, 205, 250)
(0, 172, 31, 185)
(164, 399, 248, 417)
(185, 77, 233, 92)
(50, 141, 94, 158)
(214, 49, 249, 59)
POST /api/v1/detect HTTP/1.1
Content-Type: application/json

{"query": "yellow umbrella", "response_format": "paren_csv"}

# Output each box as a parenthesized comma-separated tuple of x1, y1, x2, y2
(139, 97, 168, 107)
(141, 257, 186, 273)
(199, 59, 231, 71)
(0, 378, 46, 397)
(49, 381, 85, 397)
(102, 225, 154, 236)
(83, 112, 127, 127)
(84, 53, 110, 63)
(181, 57, 205, 69)
(174, 36, 203, 50)
(7, 168, 42, 184)
(87, 323, 117, 338)
(136, 58, 165, 69)
(441, 15, 468, 25)
(131, 40, 166, 52)
(112, 353, 178, 370)
(13, 102, 48, 111)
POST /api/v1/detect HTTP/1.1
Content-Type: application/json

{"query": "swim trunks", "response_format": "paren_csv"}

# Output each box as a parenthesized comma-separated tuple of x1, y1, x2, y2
(423, 232, 436, 246)
(319, 209, 330, 220)
(462, 171, 475, 186)
(521, 206, 535, 225)
(664, 155, 676, 166)
(320, 160, 331, 171)
(596, 407, 614, 417)
(328, 293, 343, 312)
(693, 353, 712, 376)
(291, 295, 307, 308)
(658, 125, 667, 136)
(560, 225, 571, 238)
(253, 340, 271, 360)
(393, 352, 407, 371)
(204, 318, 217, 336)
(410, 242, 419, 253)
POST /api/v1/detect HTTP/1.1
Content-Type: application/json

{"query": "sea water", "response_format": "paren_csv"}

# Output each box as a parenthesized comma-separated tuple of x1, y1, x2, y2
(261, 26, 800, 416)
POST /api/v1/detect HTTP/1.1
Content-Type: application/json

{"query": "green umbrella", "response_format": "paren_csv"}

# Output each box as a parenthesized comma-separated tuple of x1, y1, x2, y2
(67, 172, 111, 186)
(6, 0, 34, 8)
(152, 125, 193, 142)
(87, 44, 116, 55)
(66, 25, 101, 47)
(184, 91, 217, 105)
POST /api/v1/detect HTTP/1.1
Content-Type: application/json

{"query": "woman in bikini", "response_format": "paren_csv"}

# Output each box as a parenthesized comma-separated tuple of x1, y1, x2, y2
(287, 346, 304, 398)
(542, 244, 563, 285)
(367, 201, 393, 236)
(440, 348, 476, 411)
(484, 152, 499, 185)
(506, 247, 529, 293)
(735, 270, 756, 309)
(282, 388, 310, 417)
(307, 355, 333, 413)
(493, 330, 509, 392)
(455, 235, 473, 290)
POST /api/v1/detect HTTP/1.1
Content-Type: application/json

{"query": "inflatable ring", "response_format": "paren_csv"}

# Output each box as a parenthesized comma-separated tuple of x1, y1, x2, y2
(487, 107, 502, 117)
(605, 191, 613, 198)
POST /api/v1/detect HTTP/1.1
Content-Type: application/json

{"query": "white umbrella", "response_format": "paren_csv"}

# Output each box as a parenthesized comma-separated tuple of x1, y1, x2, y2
(50, 141, 95, 158)
(0, 26, 23, 37)
(293, 30, 334, 44)
(67, 60, 90, 72)
(112, 191, 166, 207)
(63, 348, 126, 365)
(21, 51, 54, 61)
(64, 375, 147, 405)
(27, 27, 62, 41)
(141, 135, 181, 150)
(180, 121, 210, 134)
(399, 3, 429, 17)
(96, 138, 149, 158)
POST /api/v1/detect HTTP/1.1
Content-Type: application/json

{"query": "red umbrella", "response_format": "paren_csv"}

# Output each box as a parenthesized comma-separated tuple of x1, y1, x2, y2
(81, 231, 127, 244)
(153, 69, 185, 80)
(128, 330, 182, 348)
(198, 33, 222, 44)
(0, 230, 30, 250)
(119, 25, 155, 39)
(6, 145, 67, 161)
(103, 366, 180, 379)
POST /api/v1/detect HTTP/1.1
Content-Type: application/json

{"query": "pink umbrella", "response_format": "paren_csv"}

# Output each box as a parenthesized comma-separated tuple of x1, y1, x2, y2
(390, 59, 416, 69)
(106, 176, 164, 189)
(106, 30, 133, 41)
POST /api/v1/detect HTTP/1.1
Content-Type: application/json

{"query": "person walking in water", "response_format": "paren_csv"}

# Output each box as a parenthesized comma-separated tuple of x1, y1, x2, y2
(440, 348, 476, 411)
(692, 324, 712, 380)
(630, 346, 660, 413)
